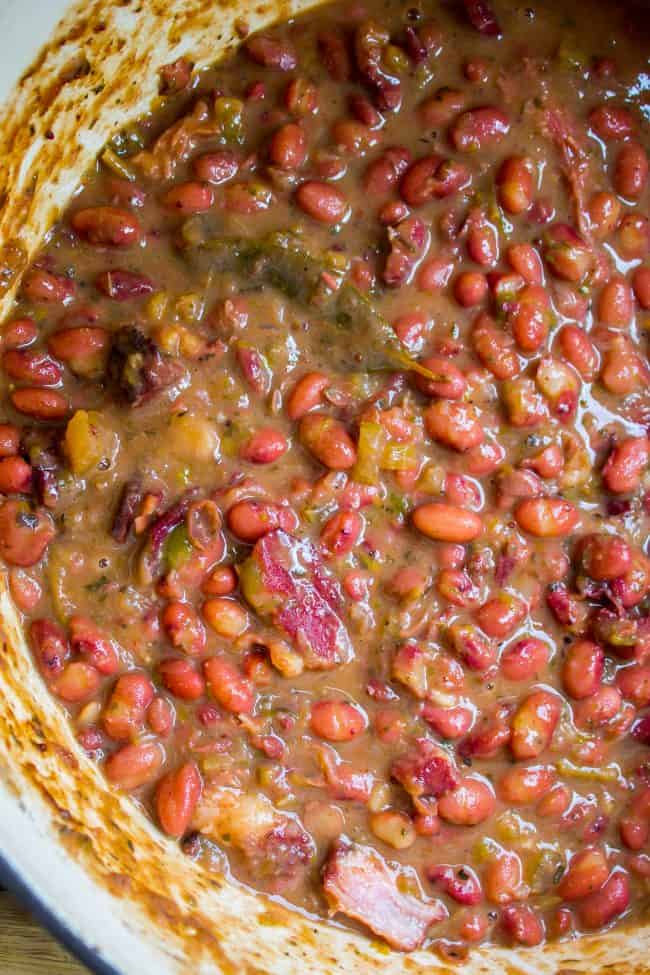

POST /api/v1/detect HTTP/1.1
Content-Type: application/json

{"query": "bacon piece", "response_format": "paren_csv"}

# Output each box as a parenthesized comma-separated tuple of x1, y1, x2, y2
(541, 105, 592, 238)
(391, 737, 460, 800)
(316, 744, 374, 802)
(134, 100, 220, 180)
(323, 839, 446, 950)
(239, 530, 353, 669)
(112, 478, 145, 543)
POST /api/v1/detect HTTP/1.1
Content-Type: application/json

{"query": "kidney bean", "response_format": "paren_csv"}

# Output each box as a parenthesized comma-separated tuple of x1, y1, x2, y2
(203, 656, 254, 714)
(515, 497, 579, 537)
(557, 324, 599, 381)
(3, 317, 37, 349)
(509, 285, 550, 353)
(454, 271, 488, 307)
(2, 349, 62, 387)
(364, 146, 411, 196)
(501, 637, 550, 681)
(590, 104, 635, 140)
(0, 500, 55, 566)
(614, 142, 648, 198)
(30, 618, 70, 679)
(295, 181, 348, 224)
(413, 503, 482, 543)
(502, 377, 548, 427)
(506, 243, 543, 285)
(581, 533, 631, 581)
(499, 764, 556, 805)
(471, 313, 521, 379)
(102, 672, 155, 740)
(620, 815, 649, 852)
(422, 703, 474, 739)
(310, 699, 367, 741)
(616, 664, 650, 707)
(436, 568, 481, 607)
(159, 658, 205, 700)
(269, 122, 307, 170)
(632, 266, 650, 309)
(467, 217, 499, 268)
(413, 357, 466, 399)
(156, 762, 202, 838)
(537, 783, 571, 818)
(51, 661, 101, 703)
(245, 34, 297, 70)
(317, 29, 351, 81)
(400, 154, 471, 205)
(161, 601, 206, 656)
(331, 119, 380, 156)
(522, 443, 564, 480)
(597, 276, 633, 326)
(47, 327, 110, 378)
(202, 597, 248, 640)
(418, 255, 455, 293)
(451, 106, 510, 152)
(588, 192, 621, 239)
(576, 870, 630, 929)
(299, 413, 356, 469)
(226, 499, 297, 544)
(427, 864, 481, 905)
(105, 742, 164, 791)
(22, 268, 74, 305)
(193, 150, 239, 184)
(497, 156, 534, 214)
(368, 810, 416, 850)
(9, 568, 41, 611)
(285, 77, 319, 116)
(562, 640, 604, 700)
(241, 428, 288, 465)
(162, 181, 214, 213)
(449, 623, 496, 671)
(0, 455, 31, 495)
(72, 206, 141, 247)
(510, 689, 561, 759)
(544, 224, 593, 282)
(500, 904, 544, 947)
(573, 685, 622, 729)
(202, 565, 237, 598)
(424, 400, 483, 452)
(147, 697, 175, 737)
(419, 90, 465, 132)
(438, 776, 495, 826)
(475, 593, 527, 639)
(618, 213, 650, 259)
(484, 850, 524, 905)
(95, 269, 154, 300)
(602, 436, 649, 494)
(70, 615, 119, 676)
(321, 511, 363, 557)
(11, 388, 68, 420)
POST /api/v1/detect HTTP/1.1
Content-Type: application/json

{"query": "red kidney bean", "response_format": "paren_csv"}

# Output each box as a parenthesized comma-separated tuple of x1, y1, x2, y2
(558, 848, 609, 901)
(581, 533, 631, 580)
(471, 313, 520, 379)
(22, 268, 74, 304)
(0, 456, 32, 494)
(497, 156, 534, 214)
(400, 155, 471, 205)
(364, 146, 411, 195)
(451, 106, 510, 152)
(500, 905, 544, 947)
(588, 191, 621, 239)
(102, 671, 155, 740)
(537, 783, 571, 818)
(544, 224, 593, 282)
(245, 35, 297, 70)
(193, 150, 240, 184)
(509, 285, 550, 353)
(562, 640, 604, 699)
(616, 664, 650, 707)
(510, 690, 561, 759)
(240, 428, 289, 464)
(438, 776, 495, 825)
(11, 388, 68, 420)
(269, 122, 307, 170)
(331, 119, 380, 156)
(202, 564, 238, 597)
(632, 266, 650, 309)
(597, 276, 633, 326)
(454, 271, 488, 307)
(573, 685, 622, 729)
(320, 511, 363, 557)
(0, 499, 55, 566)
(223, 181, 274, 214)
(425, 400, 483, 452)
(618, 213, 650, 259)
(418, 255, 454, 293)
(161, 601, 206, 655)
(295, 181, 348, 224)
(602, 436, 649, 494)
(464, 58, 489, 83)
(30, 618, 70, 679)
(286, 372, 330, 420)
(2, 349, 63, 386)
(412, 503, 482, 543)
(9, 568, 41, 611)
(576, 871, 630, 929)
(162, 181, 214, 213)
(499, 764, 555, 805)
(285, 77, 319, 115)
(203, 656, 254, 714)
(47, 327, 110, 378)
(436, 568, 481, 607)
(484, 850, 523, 905)
(515, 497, 579, 537)
(226, 499, 297, 543)
(422, 703, 474, 739)
(70, 615, 119, 676)
(427, 864, 482, 905)
(105, 742, 164, 791)
(467, 217, 499, 268)
(160, 658, 205, 700)
(413, 357, 467, 399)
(501, 637, 549, 682)
(51, 661, 101, 703)
(155, 761, 202, 838)
(418, 88, 465, 128)
(475, 593, 526, 639)
(72, 206, 141, 246)
(506, 243, 543, 284)
(557, 324, 599, 381)
(589, 104, 635, 140)
(310, 699, 367, 741)
(449, 623, 496, 670)
(614, 142, 648, 198)
(620, 815, 649, 852)
(95, 269, 154, 300)
(148, 697, 175, 737)
(299, 413, 356, 469)
(3, 317, 38, 349)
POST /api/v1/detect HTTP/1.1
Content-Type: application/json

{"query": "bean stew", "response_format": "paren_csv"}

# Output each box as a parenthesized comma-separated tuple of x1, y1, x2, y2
(1, 0, 650, 956)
